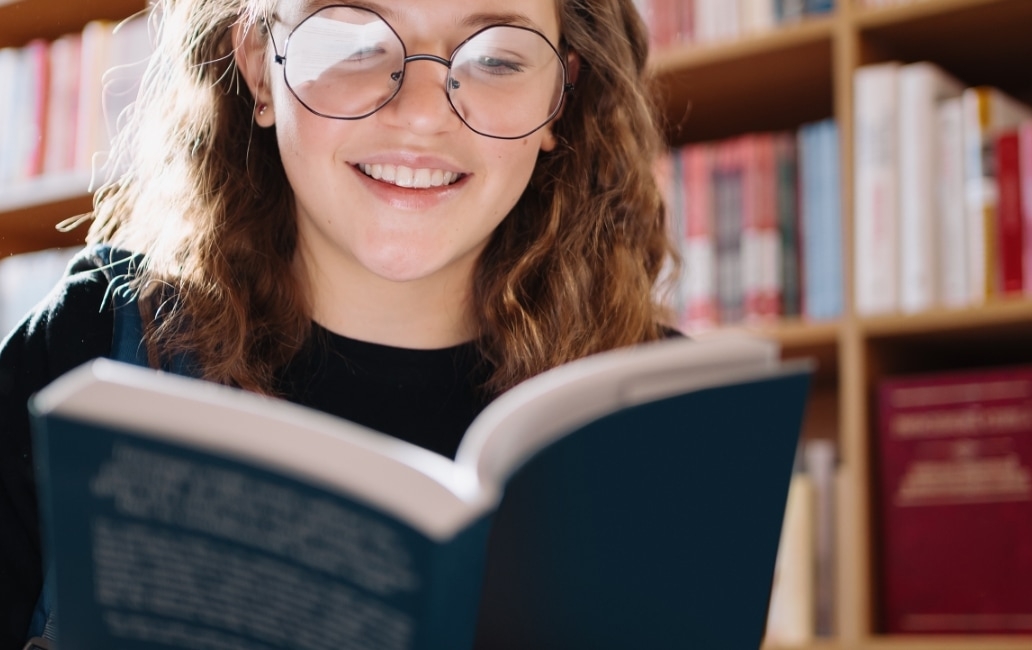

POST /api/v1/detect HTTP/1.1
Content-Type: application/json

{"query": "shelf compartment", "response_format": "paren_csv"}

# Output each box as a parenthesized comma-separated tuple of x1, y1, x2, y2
(854, 0, 1032, 103)
(648, 18, 835, 145)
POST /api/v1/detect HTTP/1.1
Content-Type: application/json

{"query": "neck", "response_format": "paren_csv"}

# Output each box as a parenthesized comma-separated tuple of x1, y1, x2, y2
(294, 250, 476, 350)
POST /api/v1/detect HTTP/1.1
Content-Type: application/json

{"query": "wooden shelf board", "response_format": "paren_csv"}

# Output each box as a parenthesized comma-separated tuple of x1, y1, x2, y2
(688, 319, 839, 351)
(647, 18, 835, 144)
(0, 0, 146, 47)
(853, 0, 1018, 28)
(0, 175, 94, 256)
(859, 299, 1032, 339)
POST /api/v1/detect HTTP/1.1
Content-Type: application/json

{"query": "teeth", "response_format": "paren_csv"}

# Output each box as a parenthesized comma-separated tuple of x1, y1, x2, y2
(359, 163, 459, 188)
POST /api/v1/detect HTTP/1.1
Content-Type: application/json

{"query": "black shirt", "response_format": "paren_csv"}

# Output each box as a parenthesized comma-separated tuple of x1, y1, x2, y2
(0, 247, 493, 649)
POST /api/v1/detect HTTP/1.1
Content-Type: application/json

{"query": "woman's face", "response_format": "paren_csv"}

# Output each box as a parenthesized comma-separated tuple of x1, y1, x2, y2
(239, 0, 562, 292)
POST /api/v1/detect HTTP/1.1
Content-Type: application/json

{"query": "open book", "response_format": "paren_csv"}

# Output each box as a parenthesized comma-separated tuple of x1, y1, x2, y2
(30, 335, 812, 650)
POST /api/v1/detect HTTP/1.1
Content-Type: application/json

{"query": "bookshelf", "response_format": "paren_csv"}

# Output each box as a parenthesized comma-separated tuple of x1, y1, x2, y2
(3, 0, 1031, 649)
(650, 0, 1032, 648)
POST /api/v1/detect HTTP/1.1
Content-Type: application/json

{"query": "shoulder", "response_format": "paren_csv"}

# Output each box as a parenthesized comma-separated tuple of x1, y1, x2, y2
(11, 244, 139, 375)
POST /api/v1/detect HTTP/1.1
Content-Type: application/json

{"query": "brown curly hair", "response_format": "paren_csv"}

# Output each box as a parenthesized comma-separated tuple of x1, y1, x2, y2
(88, 0, 677, 396)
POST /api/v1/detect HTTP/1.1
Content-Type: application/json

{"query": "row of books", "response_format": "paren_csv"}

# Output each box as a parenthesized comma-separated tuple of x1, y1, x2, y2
(0, 14, 151, 192)
(634, 0, 835, 49)
(657, 119, 843, 333)
(853, 61, 1032, 317)
(876, 362, 1032, 634)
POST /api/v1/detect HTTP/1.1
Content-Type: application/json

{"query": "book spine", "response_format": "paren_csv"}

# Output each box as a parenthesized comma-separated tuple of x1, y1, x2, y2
(714, 138, 745, 324)
(682, 143, 718, 330)
(798, 123, 817, 319)
(897, 63, 964, 313)
(936, 96, 969, 308)
(1022, 121, 1032, 295)
(820, 119, 844, 320)
(877, 366, 1032, 634)
(741, 133, 781, 323)
(804, 438, 838, 637)
(995, 131, 1024, 295)
(42, 33, 83, 176)
(774, 131, 802, 318)
(75, 20, 115, 174)
(765, 472, 816, 646)
(23, 39, 50, 179)
(854, 63, 900, 316)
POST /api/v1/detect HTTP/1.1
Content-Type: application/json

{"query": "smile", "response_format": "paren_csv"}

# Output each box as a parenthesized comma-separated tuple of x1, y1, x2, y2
(358, 163, 462, 189)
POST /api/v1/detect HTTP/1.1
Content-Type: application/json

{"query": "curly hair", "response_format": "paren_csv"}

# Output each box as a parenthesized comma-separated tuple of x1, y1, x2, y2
(88, 0, 677, 396)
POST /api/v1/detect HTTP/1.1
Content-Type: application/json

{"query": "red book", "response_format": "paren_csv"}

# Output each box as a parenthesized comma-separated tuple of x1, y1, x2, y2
(740, 133, 781, 322)
(1020, 121, 1032, 294)
(995, 131, 1024, 294)
(877, 365, 1032, 634)
(680, 143, 718, 331)
(24, 39, 51, 178)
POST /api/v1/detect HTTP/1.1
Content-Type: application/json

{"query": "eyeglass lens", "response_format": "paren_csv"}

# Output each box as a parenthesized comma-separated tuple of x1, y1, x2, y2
(280, 5, 566, 138)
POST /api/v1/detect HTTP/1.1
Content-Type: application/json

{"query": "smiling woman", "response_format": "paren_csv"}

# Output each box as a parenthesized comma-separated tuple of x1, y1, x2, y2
(0, 0, 677, 646)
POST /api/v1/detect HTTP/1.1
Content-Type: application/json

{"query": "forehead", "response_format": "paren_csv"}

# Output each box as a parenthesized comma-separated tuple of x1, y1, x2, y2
(278, 0, 560, 36)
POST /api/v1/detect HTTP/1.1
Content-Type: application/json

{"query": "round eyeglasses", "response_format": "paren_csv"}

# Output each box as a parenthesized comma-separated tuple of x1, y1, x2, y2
(265, 5, 574, 140)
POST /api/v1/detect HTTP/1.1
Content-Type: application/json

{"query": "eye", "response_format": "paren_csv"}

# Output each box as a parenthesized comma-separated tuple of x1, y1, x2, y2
(344, 45, 388, 62)
(472, 55, 525, 75)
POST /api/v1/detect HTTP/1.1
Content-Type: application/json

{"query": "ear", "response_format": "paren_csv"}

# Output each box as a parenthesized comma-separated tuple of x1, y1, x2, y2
(539, 127, 558, 152)
(539, 51, 580, 153)
(565, 50, 581, 86)
(232, 19, 275, 127)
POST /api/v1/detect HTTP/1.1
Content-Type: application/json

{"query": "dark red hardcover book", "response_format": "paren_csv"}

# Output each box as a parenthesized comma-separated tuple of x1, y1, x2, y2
(877, 365, 1032, 634)
(995, 131, 1024, 294)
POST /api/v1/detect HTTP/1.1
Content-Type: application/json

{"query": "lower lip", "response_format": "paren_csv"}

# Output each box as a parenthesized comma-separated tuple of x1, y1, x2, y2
(351, 165, 466, 210)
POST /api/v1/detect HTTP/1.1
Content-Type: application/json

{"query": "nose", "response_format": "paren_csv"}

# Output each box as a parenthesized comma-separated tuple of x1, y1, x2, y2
(378, 55, 461, 135)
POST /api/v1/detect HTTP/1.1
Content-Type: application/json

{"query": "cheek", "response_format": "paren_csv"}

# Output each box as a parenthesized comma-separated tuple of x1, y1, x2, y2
(492, 143, 543, 206)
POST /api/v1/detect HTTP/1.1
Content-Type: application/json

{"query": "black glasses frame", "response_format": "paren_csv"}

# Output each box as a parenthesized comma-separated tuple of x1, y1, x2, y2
(264, 4, 575, 140)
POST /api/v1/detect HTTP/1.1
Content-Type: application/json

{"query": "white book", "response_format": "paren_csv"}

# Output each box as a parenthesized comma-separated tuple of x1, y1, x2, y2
(936, 96, 969, 308)
(853, 62, 901, 316)
(742, 0, 775, 36)
(897, 62, 965, 313)
(962, 87, 1032, 303)
(765, 472, 816, 646)
(74, 20, 115, 178)
(694, 0, 717, 43)
(0, 47, 19, 186)
(96, 13, 155, 181)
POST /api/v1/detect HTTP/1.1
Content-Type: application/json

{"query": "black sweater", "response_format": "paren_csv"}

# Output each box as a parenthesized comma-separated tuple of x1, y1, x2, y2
(0, 248, 493, 649)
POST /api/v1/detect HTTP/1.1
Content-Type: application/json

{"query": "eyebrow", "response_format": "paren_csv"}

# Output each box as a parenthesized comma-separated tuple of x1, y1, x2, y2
(301, 1, 545, 32)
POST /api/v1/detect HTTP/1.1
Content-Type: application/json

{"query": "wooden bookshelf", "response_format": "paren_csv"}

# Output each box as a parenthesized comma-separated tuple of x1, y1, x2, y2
(647, 0, 1032, 648)
(0, 0, 147, 257)
(3, 1, 1032, 649)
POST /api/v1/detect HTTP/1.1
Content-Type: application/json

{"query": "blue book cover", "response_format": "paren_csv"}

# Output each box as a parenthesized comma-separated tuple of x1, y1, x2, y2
(31, 336, 812, 650)
(820, 119, 844, 319)
(799, 118, 842, 321)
